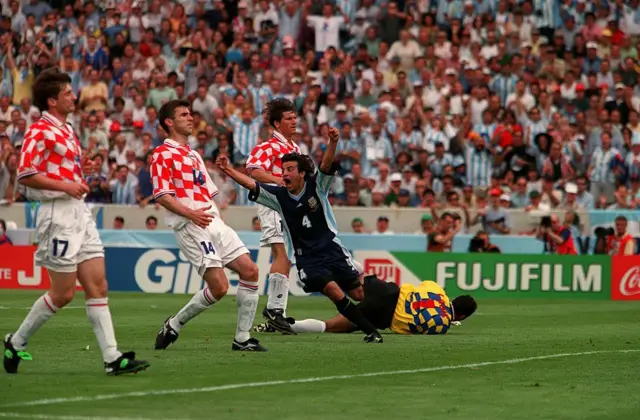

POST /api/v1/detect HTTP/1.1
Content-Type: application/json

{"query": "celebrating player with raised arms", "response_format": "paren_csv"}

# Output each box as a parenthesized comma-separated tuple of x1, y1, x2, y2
(217, 126, 384, 343)
(4, 68, 149, 375)
(245, 98, 300, 335)
(282, 273, 477, 336)
(152, 99, 266, 352)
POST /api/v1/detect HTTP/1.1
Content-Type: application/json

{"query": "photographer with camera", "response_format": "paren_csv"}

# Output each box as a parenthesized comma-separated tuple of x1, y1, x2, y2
(537, 214, 577, 255)
(468, 231, 501, 253)
(605, 216, 636, 256)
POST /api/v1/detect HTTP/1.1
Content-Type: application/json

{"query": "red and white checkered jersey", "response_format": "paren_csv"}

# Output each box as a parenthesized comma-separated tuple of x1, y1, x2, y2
(245, 131, 301, 177)
(17, 111, 84, 201)
(151, 139, 220, 228)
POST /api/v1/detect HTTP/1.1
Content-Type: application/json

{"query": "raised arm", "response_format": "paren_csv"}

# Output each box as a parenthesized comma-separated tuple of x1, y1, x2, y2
(319, 126, 340, 173)
(216, 155, 258, 191)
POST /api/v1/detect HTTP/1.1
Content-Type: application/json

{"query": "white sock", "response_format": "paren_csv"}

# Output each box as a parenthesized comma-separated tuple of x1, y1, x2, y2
(170, 288, 217, 332)
(266, 273, 289, 312)
(236, 281, 259, 343)
(290, 319, 326, 334)
(86, 298, 122, 363)
(11, 293, 58, 350)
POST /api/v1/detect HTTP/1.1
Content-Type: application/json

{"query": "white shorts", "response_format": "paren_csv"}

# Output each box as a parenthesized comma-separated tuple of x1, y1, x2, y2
(257, 204, 284, 247)
(35, 199, 104, 273)
(175, 217, 249, 277)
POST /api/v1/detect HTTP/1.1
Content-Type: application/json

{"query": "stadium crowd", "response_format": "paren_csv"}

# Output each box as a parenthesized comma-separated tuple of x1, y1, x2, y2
(1, 0, 640, 226)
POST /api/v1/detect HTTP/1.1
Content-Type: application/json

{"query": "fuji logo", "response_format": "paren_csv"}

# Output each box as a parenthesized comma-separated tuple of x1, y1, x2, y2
(364, 258, 401, 285)
(619, 266, 640, 296)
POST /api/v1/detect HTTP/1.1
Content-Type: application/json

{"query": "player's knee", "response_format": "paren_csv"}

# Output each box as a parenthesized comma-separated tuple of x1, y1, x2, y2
(348, 287, 365, 302)
(93, 277, 108, 298)
(323, 282, 344, 302)
(50, 289, 75, 308)
(271, 245, 289, 263)
(213, 282, 228, 300)
(210, 276, 229, 300)
(243, 263, 260, 283)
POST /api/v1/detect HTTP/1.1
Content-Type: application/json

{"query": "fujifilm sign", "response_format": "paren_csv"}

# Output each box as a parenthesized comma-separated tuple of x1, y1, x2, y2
(435, 262, 602, 292)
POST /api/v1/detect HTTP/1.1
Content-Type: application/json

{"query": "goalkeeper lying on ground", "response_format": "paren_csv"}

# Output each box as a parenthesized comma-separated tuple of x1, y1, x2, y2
(255, 272, 477, 335)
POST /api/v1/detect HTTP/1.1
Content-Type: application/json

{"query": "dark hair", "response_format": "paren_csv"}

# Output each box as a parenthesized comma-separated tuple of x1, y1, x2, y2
(440, 212, 455, 221)
(452, 295, 477, 320)
(146, 215, 158, 224)
(158, 99, 190, 133)
(615, 215, 628, 223)
(114, 216, 125, 223)
(265, 98, 296, 128)
(32, 68, 72, 112)
(281, 153, 315, 180)
(0, 219, 6, 231)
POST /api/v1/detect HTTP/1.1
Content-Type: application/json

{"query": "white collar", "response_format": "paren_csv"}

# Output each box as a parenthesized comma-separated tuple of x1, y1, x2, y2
(41, 111, 69, 129)
(163, 138, 190, 150)
(273, 130, 293, 145)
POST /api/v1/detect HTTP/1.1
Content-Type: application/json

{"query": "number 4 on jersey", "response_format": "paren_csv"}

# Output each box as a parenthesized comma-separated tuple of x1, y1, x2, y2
(302, 215, 312, 228)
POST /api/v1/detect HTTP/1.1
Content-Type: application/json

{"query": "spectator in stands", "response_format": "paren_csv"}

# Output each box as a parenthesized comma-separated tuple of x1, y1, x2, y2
(109, 165, 138, 205)
(562, 183, 582, 210)
(574, 176, 595, 209)
(427, 212, 460, 253)
(525, 190, 551, 213)
(0, 219, 12, 246)
(0, 142, 18, 202)
(0, 0, 639, 238)
(145, 216, 158, 230)
(479, 189, 511, 235)
(372, 216, 393, 235)
(415, 213, 435, 235)
(607, 216, 636, 255)
(351, 217, 366, 234)
(113, 216, 125, 230)
(251, 216, 261, 232)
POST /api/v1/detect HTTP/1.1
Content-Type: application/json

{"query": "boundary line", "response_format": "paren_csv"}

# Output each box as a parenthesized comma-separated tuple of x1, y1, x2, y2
(0, 412, 156, 420)
(2, 349, 637, 409)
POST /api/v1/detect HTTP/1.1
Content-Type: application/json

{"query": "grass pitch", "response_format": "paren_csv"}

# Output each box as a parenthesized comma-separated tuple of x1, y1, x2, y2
(0, 291, 639, 420)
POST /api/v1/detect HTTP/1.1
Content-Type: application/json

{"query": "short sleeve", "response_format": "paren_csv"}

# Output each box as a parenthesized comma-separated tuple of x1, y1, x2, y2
(17, 126, 47, 180)
(316, 165, 338, 196)
(248, 183, 282, 211)
(246, 144, 273, 172)
(150, 149, 175, 199)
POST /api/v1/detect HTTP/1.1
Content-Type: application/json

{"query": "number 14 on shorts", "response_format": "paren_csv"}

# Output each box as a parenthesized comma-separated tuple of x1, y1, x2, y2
(200, 241, 215, 255)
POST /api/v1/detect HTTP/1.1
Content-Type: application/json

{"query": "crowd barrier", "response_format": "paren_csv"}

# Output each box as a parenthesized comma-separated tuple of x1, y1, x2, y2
(1, 246, 638, 301)
(2, 203, 640, 235)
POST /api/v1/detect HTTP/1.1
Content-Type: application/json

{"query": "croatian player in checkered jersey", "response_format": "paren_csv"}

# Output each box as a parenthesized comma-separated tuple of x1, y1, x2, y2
(4, 68, 150, 375)
(245, 99, 300, 334)
(152, 100, 266, 352)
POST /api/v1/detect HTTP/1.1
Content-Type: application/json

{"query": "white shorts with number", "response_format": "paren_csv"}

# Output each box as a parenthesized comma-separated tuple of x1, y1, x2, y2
(257, 204, 284, 247)
(35, 199, 104, 273)
(175, 217, 249, 277)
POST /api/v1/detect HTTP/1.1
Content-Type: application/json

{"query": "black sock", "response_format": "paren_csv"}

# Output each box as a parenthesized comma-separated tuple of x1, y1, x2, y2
(334, 297, 378, 335)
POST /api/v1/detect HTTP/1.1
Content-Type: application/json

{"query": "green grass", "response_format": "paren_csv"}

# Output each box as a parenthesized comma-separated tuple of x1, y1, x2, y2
(1, 291, 640, 420)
